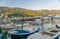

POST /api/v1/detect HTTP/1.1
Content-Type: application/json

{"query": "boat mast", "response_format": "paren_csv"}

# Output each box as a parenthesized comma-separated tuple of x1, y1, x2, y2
(41, 15, 44, 31)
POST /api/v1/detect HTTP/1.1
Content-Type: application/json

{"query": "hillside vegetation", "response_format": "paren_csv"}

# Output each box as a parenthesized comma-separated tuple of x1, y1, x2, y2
(0, 7, 60, 17)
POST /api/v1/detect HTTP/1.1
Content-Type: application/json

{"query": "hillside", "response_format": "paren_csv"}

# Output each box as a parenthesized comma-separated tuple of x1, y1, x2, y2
(36, 10, 60, 16)
(0, 7, 39, 17)
(0, 7, 60, 17)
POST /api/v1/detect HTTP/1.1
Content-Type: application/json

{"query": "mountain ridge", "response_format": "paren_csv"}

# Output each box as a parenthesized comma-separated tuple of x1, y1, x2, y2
(0, 7, 60, 16)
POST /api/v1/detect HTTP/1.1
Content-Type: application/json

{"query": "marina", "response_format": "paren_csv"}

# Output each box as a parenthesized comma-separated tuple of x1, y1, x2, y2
(0, 0, 60, 39)
(0, 16, 60, 39)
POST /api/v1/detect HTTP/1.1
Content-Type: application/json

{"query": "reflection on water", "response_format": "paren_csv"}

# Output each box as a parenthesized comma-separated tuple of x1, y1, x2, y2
(39, 24, 55, 31)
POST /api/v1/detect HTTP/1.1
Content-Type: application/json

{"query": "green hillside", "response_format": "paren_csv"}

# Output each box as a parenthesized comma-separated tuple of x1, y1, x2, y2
(0, 7, 60, 17)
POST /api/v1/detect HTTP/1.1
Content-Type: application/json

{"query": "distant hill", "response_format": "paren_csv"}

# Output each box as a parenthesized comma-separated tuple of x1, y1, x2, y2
(0, 7, 60, 17)
(0, 7, 39, 17)
(35, 10, 60, 16)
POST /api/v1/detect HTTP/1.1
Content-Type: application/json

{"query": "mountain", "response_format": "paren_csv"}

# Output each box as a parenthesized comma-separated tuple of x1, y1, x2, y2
(0, 7, 60, 17)
(35, 10, 60, 16)
(0, 7, 39, 17)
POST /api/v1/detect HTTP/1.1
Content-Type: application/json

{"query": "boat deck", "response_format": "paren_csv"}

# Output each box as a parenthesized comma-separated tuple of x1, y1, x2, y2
(27, 28, 60, 39)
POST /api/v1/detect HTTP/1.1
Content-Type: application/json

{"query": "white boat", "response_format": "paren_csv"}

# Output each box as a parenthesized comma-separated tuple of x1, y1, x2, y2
(27, 32, 53, 39)
(27, 28, 60, 39)
(0, 23, 30, 31)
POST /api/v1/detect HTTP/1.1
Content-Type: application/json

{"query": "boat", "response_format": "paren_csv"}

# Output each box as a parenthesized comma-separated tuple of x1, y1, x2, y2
(0, 23, 29, 31)
(27, 28, 60, 39)
(7, 25, 39, 39)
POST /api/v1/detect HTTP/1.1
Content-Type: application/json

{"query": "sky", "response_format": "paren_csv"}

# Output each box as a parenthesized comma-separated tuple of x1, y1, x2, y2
(0, 0, 60, 10)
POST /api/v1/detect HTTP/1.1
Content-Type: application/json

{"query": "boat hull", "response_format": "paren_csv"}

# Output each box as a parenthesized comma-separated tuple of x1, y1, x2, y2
(8, 28, 39, 39)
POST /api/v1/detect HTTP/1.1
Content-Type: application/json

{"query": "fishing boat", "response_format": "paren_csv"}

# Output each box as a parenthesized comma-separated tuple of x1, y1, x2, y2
(27, 28, 60, 39)
(8, 26, 39, 39)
